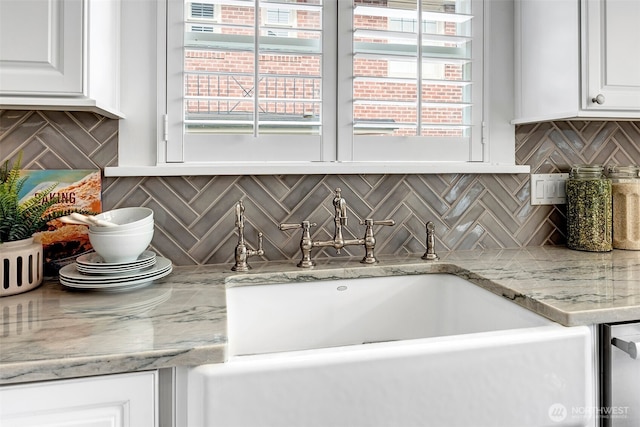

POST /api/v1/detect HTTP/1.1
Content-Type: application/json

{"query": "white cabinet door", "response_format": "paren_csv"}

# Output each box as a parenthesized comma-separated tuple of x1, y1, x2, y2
(584, 0, 640, 112)
(0, 0, 123, 118)
(0, 0, 83, 96)
(514, 0, 640, 123)
(0, 371, 157, 427)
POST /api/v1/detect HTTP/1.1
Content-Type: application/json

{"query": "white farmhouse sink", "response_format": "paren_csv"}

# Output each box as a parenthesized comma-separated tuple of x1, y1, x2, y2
(226, 273, 554, 357)
(189, 273, 596, 427)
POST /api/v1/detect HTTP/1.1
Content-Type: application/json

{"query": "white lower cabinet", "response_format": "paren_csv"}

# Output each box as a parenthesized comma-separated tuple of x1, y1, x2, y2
(0, 371, 158, 427)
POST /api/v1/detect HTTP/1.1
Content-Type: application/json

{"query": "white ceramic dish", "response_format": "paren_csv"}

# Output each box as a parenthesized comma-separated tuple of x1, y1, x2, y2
(76, 250, 156, 267)
(88, 229, 154, 263)
(89, 207, 154, 232)
(59, 257, 172, 291)
(60, 257, 171, 285)
(76, 259, 156, 275)
(88, 221, 154, 234)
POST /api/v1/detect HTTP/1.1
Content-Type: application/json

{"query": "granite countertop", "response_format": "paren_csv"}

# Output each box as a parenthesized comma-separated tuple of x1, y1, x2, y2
(2, 246, 640, 385)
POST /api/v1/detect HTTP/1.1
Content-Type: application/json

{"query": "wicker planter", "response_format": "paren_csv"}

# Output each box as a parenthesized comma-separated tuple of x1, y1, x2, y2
(0, 237, 44, 297)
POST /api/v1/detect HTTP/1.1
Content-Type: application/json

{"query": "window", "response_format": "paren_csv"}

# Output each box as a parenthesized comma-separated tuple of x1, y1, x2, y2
(165, 0, 484, 164)
(188, 2, 216, 32)
(109, 0, 528, 176)
(190, 2, 215, 19)
(265, 8, 293, 36)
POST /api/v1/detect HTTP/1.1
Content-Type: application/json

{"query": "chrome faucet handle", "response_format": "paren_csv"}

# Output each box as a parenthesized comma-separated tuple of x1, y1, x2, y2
(279, 220, 317, 268)
(279, 222, 309, 231)
(360, 219, 395, 227)
(231, 201, 265, 272)
(255, 232, 264, 253)
(422, 221, 438, 261)
(360, 218, 395, 264)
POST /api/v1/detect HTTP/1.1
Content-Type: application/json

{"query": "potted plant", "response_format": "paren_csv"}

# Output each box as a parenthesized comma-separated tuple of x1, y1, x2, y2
(0, 154, 59, 296)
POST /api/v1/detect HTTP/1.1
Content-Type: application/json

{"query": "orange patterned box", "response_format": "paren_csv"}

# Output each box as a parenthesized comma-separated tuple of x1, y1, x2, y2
(19, 170, 102, 275)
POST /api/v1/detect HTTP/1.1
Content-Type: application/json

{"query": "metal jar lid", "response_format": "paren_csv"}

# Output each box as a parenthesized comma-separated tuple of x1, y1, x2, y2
(570, 164, 606, 179)
(607, 165, 640, 180)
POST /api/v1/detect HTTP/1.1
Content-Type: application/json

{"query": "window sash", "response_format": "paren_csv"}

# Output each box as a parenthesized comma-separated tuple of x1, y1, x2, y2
(342, 0, 483, 162)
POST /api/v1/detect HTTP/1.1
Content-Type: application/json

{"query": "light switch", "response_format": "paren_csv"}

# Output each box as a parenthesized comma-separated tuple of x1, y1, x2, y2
(530, 173, 569, 205)
(557, 182, 566, 198)
(536, 180, 544, 198)
(545, 181, 555, 197)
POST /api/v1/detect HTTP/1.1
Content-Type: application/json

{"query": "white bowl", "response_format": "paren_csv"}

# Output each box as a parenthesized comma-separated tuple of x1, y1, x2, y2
(89, 207, 154, 232)
(89, 220, 154, 235)
(88, 229, 154, 263)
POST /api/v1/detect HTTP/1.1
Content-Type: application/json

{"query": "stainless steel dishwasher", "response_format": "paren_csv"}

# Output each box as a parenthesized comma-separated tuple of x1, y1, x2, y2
(601, 322, 640, 426)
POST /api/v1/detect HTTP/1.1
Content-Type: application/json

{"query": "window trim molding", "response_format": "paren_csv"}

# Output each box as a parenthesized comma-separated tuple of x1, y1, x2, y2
(105, 162, 530, 177)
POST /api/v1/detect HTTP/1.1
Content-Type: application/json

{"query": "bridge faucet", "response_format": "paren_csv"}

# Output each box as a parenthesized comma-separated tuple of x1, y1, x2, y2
(279, 188, 395, 267)
(231, 200, 264, 272)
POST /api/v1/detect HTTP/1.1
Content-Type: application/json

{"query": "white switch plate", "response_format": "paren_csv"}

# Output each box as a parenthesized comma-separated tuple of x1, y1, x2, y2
(530, 173, 569, 205)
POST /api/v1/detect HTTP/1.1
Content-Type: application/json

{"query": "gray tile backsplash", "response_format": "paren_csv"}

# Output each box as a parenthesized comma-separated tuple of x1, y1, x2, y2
(2, 110, 639, 265)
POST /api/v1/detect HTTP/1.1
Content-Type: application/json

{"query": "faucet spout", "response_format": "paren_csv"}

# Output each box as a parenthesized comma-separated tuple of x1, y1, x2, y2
(235, 200, 245, 244)
(231, 201, 264, 272)
(333, 188, 347, 225)
(332, 188, 347, 252)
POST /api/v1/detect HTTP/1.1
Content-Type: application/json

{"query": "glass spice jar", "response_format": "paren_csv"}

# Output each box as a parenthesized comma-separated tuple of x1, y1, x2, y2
(607, 165, 640, 250)
(565, 164, 612, 252)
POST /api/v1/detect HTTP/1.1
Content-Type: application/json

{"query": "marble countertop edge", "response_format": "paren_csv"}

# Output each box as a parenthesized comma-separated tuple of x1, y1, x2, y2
(0, 345, 226, 385)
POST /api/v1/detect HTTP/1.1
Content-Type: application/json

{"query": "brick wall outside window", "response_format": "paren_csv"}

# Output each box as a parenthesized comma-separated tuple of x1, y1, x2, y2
(185, 4, 464, 136)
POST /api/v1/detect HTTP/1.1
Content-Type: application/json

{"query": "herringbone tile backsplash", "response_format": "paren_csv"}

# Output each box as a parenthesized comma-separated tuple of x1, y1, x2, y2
(2, 110, 639, 265)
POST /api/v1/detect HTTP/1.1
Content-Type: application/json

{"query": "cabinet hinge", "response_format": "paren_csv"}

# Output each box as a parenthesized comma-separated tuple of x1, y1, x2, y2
(163, 115, 169, 142)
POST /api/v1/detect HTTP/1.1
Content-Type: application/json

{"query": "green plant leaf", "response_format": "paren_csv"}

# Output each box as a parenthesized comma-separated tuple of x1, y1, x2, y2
(0, 154, 62, 243)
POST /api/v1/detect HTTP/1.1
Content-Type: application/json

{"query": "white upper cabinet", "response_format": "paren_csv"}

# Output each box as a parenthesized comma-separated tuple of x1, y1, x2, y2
(585, 0, 640, 112)
(514, 0, 640, 123)
(0, 0, 123, 118)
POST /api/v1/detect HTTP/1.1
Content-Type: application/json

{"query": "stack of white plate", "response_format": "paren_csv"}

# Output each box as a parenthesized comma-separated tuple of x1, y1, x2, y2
(59, 251, 172, 292)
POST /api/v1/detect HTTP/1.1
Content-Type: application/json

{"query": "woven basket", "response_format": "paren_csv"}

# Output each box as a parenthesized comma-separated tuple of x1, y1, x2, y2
(0, 237, 44, 297)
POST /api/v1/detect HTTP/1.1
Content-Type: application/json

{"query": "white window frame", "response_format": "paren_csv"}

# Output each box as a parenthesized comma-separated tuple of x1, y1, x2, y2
(106, 0, 529, 177)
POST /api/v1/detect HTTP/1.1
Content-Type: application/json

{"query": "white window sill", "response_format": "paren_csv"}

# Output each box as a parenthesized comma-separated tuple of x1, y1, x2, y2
(104, 162, 530, 177)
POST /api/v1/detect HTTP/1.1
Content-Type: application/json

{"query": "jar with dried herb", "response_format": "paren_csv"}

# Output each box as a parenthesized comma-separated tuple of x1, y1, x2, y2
(607, 165, 640, 250)
(566, 164, 612, 252)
